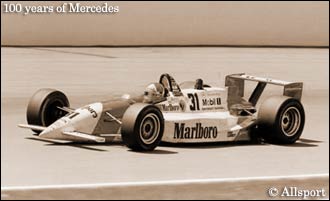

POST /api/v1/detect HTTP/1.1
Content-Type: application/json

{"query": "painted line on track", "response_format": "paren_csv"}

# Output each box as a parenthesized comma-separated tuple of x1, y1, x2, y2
(2, 173, 329, 190)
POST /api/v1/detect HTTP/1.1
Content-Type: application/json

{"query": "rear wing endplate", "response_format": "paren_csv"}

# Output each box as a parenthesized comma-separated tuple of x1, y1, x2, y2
(225, 73, 303, 107)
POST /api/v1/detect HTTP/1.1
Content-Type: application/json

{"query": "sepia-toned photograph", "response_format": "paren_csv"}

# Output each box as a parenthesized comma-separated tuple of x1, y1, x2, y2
(1, 1, 329, 200)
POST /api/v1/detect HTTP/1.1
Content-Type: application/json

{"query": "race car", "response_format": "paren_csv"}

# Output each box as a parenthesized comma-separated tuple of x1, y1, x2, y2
(18, 73, 305, 151)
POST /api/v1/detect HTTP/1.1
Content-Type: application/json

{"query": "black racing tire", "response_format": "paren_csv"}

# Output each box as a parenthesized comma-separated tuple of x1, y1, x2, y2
(257, 96, 305, 144)
(121, 103, 164, 151)
(26, 88, 69, 134)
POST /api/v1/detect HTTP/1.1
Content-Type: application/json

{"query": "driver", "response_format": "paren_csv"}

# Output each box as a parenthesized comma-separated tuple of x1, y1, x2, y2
(143, 83, 166, 103)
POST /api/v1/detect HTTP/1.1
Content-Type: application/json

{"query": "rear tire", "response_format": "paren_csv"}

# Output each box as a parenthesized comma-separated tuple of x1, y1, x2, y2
(121, 104, 164, 151)
(27, 88, 69, 134)
(257, 96, 305, 144)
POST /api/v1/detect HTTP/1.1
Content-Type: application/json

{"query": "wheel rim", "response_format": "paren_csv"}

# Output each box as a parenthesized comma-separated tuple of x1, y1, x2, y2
(139, 113, 160, 144)
(281, 107, 301, 137)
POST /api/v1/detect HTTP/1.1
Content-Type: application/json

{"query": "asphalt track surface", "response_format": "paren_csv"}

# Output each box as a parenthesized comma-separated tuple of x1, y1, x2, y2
(1, 47, 329, 199)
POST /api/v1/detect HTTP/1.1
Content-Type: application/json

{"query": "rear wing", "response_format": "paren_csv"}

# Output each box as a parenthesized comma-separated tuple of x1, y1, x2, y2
(225, 73, 303, 107)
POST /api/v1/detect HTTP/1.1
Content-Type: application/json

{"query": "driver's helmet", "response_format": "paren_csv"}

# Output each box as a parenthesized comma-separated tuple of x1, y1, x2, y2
(143, 83, 165, 103)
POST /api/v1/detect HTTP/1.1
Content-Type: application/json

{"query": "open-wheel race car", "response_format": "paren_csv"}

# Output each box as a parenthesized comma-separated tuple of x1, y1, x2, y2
(18, 73, 305, 151)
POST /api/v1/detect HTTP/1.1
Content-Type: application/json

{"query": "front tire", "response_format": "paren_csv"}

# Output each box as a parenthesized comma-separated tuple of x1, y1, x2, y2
(27, 88, 69, 134)
(121, 104, 164, 151)
(257, 96, 305, 144)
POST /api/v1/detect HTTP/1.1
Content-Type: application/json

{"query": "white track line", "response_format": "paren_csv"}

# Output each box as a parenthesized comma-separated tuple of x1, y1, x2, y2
(2, 173, 328, 191)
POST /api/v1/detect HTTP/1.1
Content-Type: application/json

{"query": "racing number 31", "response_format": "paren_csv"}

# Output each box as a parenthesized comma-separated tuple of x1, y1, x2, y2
(188, 93, 200, 111)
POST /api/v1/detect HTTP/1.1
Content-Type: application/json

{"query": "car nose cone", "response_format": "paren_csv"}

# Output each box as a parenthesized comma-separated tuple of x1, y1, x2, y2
(39, 126, 62, 139)
(39, 118, 71, 140)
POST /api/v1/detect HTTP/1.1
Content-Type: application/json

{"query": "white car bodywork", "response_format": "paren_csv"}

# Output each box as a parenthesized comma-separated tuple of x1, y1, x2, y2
(159, 87, 251, 143)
